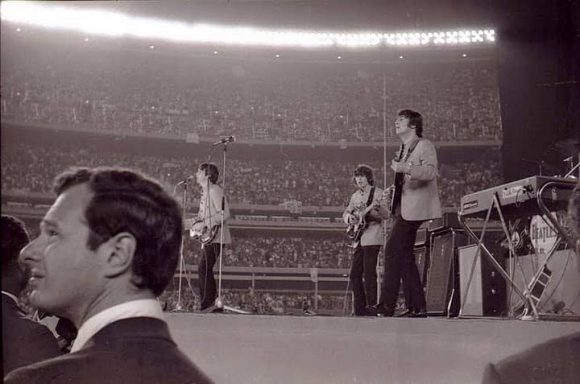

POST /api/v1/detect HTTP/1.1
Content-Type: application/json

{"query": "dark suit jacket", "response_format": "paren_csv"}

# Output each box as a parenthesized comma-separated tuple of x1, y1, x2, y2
(5, 317, 213, 384)
(2, 294, 61, 376)
(482, 332, 580, 384)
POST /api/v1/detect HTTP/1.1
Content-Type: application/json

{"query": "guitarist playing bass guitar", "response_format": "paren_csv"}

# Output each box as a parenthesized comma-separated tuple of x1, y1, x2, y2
(343, 165, 389, 316)
(195, 162, 231, 312)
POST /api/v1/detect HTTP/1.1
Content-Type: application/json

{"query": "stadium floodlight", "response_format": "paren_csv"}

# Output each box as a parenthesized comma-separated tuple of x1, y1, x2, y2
(0, 1, 496, 49)
(484, 29, 496, 42)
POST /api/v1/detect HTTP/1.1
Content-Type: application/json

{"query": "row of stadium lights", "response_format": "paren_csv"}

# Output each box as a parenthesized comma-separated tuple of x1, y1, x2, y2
(3, 2, 495, 48)
(12, 24, 495, 48)
(15, 27, 473, 60)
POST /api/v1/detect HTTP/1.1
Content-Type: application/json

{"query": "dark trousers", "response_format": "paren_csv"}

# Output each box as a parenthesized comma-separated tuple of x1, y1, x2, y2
(198, 243, 221, 310)
(350, 245, 380, 315)
(378, 215, 426, 314)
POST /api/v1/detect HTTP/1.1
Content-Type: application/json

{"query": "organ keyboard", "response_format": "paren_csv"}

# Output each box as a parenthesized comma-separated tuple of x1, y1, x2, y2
(460, 176, 577, 219)
(458, 176, 578, 320)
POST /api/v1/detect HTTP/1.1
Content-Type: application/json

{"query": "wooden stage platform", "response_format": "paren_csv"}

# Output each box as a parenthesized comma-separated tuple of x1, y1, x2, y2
(166, 313, 579, 384)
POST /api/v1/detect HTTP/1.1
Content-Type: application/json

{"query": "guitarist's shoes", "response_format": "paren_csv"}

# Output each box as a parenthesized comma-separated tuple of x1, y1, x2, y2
(375, 305, 395, 317)
(363, 306, 377, 316)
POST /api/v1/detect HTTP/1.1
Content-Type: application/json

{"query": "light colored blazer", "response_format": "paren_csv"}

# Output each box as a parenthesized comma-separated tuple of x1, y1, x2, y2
(343, 186, 385, 246)
(400, 138, 442, 221)
(199, 183, 231, 244)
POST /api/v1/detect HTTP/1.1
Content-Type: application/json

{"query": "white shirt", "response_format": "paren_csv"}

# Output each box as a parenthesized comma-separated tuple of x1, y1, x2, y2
(71, 299, 164, 352)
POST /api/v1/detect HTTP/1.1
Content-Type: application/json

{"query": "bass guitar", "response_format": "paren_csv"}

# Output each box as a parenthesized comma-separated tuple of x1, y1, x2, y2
(190, 219, 220, 244)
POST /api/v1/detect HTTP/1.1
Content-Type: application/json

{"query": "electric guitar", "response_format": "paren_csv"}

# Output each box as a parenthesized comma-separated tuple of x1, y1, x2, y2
(388, 142, 413, 215)
(190, 219, 220, 244)
(345, 193, 384, 248)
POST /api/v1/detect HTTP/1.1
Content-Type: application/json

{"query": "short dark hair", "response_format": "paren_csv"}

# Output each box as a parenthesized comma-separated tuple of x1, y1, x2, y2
(1, 215, 30, 269)
(398, 109, 423, 137)
(353, 164, 375, 186)
(199, 163, 219, 184)
(52, 167, 183, 296)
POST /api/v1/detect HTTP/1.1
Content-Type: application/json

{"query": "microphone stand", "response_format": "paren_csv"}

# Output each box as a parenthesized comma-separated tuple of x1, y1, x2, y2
(214, 140, 249, 314)
(173, 180, 197, 312)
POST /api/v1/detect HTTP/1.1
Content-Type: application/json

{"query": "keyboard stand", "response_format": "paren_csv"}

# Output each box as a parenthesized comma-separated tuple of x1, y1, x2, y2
(521, 180, 579, 319)
(459, 192, 538, 320)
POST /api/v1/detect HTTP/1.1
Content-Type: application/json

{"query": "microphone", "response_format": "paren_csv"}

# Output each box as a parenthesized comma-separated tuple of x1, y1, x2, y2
(176, 176, 195, 186)
(212, 135, 236, 146)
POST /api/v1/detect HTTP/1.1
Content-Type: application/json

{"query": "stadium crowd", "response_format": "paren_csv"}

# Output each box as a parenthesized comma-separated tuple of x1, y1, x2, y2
(2, 37, 501, 143)
(181, 235, 353, 269)
(1, 141, 503, 209)
(160, 287, 347, 315)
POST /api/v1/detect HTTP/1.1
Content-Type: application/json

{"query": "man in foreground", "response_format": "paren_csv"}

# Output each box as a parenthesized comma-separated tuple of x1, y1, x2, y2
(6, 167, 213, 383)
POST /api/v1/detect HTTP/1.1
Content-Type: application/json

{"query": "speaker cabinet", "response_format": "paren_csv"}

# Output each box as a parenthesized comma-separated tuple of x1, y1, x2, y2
(425, 229, 467, 316)
(458, 244, 507, 317)
(413, 245, 429, 286)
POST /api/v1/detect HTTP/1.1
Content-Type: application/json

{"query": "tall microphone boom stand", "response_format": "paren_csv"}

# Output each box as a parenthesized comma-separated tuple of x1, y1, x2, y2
(214, 140, 249, 314)
(173, 181, 197, 312)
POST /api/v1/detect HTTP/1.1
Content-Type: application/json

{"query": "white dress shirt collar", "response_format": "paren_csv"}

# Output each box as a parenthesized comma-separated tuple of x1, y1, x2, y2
(71, 299, 164, 352)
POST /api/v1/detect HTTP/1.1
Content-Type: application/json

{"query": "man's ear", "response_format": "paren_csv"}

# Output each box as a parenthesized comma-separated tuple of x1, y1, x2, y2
(102, 232, 136, 278)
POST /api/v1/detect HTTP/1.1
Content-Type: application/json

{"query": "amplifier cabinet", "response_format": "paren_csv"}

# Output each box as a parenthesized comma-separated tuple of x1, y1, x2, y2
(458, 244, 507, 317)
(425, 229, 467, 316)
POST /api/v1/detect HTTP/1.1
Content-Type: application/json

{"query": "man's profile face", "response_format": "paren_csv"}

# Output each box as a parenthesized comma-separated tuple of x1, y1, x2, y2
(355, 174, 369, 189)
(196, 168, 208, 186)
(395, 115, 414, 136)
(19, 184, 105, 319)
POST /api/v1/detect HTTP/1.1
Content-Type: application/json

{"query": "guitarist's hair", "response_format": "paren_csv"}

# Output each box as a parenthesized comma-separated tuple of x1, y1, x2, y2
(353, 164, 375, 186)
(199, 163, 219, 184)
(398, 109, 423, 137)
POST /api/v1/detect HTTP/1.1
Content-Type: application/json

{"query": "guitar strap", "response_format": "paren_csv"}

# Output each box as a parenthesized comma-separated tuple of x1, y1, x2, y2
(402, 137, 421, 162)
(391, 138, 421, 215)
(395, 137, 422, 187)
(366, 187, 376, 207)
(364, 187, 377, 222)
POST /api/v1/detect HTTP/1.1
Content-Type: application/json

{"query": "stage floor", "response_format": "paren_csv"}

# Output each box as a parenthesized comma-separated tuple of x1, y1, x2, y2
(166, 313, 579, 384)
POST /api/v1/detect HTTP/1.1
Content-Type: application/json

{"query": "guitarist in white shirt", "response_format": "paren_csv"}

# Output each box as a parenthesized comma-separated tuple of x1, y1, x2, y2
(376, 109, 442, 318)
(195, 163, 231, 312)
(343, 165, 388, 316)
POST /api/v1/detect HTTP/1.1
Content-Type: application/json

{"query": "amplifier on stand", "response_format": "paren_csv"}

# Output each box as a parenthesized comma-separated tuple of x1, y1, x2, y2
(427, 212, 461, 232)
(425, 228, 467, 316)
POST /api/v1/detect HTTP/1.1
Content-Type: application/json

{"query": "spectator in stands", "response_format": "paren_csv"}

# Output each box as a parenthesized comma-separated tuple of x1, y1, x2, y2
(343, 165, 386, 316)
(193, 163, 231, 312)
(2, 215, 61, 376)
(5, 167, 212, 383)
(480, 182, 580, 384)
